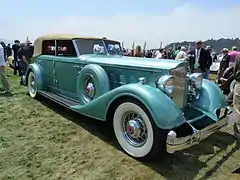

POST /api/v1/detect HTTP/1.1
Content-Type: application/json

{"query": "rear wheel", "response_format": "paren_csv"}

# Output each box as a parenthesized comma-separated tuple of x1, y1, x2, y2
(27, 72, 38, 98)
(113, 101, 166, 161)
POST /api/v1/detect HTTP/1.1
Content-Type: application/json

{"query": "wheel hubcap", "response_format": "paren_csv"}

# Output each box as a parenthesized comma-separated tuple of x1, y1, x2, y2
(84, 76, 95, 100)
(122, 112, 147, 147)
(30, 77, 37, 94)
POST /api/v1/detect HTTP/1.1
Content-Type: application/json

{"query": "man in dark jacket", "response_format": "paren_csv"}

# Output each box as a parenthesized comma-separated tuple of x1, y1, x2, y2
(205, 46, 213, 79)
(217, 48, 230, 83)
(5, 44, 12, 58)
(187, 40, 209, 77)
(17, 43, 29, 85)
(12, 40, 21, 75)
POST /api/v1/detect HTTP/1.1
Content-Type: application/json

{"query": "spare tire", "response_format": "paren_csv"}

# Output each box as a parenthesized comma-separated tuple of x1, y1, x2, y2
(77, 64, 110, 104)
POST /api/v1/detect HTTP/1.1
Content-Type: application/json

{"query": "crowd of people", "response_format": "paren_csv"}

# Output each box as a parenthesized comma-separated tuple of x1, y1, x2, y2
(0, 40, 34, 96)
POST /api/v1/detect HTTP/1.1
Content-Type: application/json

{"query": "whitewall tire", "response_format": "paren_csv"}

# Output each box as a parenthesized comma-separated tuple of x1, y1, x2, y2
(113, 101, 165, 160)
(28, 72, 38, 98)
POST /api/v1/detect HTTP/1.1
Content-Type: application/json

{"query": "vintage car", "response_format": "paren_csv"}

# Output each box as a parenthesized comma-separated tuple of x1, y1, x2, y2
(24, 34, 239, 160)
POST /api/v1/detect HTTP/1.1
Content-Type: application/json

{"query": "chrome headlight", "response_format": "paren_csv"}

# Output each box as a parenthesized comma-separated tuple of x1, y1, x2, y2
(156, 75, 175, 95)
(189, 73, 203, 89)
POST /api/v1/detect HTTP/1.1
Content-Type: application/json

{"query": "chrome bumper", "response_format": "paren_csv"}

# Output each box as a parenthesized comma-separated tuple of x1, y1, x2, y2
(166, 107, 232, 154)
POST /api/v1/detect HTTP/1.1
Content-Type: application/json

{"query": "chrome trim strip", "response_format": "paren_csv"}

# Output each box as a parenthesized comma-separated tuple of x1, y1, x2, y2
(166, 108, 232, 153)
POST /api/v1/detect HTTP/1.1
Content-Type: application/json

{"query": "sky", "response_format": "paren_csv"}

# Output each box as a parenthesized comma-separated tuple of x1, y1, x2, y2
(0, 0, 240, 48)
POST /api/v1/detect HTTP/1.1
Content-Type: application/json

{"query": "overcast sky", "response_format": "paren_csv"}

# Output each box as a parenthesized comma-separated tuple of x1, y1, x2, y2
(1, 0, 239, 48)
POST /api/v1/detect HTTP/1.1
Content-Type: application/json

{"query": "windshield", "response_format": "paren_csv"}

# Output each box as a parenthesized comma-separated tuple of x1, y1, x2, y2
(75, 39, 123, 56)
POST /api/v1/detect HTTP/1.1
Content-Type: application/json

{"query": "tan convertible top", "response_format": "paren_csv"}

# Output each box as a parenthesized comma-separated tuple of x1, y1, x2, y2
(33, 34, 114, 57)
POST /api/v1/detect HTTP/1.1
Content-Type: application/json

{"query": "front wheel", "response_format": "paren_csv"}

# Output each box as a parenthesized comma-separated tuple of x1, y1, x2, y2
(27, 72, 38, 98)
(113, 101, 166, 161)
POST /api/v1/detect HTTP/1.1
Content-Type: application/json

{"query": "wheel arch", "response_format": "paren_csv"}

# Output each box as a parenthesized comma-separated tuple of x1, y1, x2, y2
(25, 63, 44, 90)
(105, 85, 186, 130)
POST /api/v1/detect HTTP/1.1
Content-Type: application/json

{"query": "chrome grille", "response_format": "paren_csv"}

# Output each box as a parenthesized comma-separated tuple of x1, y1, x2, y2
(171, 67, 188, 108)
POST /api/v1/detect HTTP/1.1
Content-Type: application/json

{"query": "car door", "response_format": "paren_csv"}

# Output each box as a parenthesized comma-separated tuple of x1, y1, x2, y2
(53, 40, 83, 100)
(37, 40, 55, 88)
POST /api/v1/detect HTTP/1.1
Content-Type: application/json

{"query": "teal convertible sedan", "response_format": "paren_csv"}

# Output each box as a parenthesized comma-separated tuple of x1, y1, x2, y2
(24, 34, 239, 161)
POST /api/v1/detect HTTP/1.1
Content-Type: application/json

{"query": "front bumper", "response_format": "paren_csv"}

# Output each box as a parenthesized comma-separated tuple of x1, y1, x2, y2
(166, 107, 233, 153)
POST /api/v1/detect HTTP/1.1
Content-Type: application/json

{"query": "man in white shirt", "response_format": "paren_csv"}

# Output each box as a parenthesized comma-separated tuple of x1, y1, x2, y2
(175, 46, 187, 60)
(156, 48, 164, 59)
(0, 42, 13, 96)
(187, 40, 209, 77)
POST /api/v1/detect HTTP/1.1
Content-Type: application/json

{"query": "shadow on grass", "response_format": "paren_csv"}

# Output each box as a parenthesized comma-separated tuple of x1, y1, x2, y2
(38, 97, 239, 180)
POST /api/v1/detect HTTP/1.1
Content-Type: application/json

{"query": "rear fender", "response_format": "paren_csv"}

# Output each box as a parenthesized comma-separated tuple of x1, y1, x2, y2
(192, 79, 227, 121)
(25, 63, 44, 90)
(70, 84, 185, 130)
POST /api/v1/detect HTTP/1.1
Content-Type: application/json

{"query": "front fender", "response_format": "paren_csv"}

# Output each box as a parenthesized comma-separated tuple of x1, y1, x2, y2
(25, 63, 44, 90)
(192, 79, 227, 121)
(70, 84, 185, 130)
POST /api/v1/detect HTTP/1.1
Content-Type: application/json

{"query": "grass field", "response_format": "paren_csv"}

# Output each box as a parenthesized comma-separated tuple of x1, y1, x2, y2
(0, 70, 239, 180)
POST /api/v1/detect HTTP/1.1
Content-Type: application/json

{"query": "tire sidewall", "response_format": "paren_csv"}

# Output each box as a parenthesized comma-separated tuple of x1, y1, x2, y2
(28, 72, 37, 98)
(113, 102, 154, 158)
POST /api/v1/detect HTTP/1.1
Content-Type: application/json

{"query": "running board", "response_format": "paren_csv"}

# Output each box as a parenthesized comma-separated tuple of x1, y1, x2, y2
(38, 90, 79, 107)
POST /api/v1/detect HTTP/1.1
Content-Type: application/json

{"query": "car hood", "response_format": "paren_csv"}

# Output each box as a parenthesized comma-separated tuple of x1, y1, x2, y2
(79, 55, 188, 71)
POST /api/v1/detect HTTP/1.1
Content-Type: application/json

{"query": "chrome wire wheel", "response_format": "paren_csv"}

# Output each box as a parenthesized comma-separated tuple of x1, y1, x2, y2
(84, 75, 96, 101)
(28, 72, 37, 98)
(121, 112, 148, 147)
(113, 102, 155, 158)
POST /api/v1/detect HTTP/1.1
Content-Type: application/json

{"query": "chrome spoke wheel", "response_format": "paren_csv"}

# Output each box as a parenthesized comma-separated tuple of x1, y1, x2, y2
(84, 75, 95, 100)
(121, 112, 147, 147)
(28, 72, 38, 98)
(30, 78, 37, 94)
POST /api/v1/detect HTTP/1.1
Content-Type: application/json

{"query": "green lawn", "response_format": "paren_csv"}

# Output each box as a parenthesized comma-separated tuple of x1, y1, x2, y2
(0, 70, 239, 180)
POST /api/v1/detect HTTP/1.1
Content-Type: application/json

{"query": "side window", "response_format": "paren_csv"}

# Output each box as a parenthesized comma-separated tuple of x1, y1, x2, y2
(56, 40, 77, 57)
(42, 40, 55, 55)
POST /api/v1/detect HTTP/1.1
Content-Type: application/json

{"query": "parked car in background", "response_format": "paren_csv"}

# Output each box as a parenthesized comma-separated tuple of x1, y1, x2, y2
(24, 34, 239, 161)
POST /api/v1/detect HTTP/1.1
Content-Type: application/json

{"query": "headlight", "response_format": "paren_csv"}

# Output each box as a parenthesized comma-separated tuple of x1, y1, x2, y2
(156, 75, 175, 95)
(189, 73, 203, 89)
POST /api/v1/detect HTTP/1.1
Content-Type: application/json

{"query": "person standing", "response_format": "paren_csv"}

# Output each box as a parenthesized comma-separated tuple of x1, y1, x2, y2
(232, 55, 240, 124)
(0, 42, 13, 96)
(5, 44, 12, 58)
(156, 48, 164, 59)
(174, 46, 181, 57)
(17, 43, 29, 85)
(187, 40, 208, 77)
(175, 46, 187, 60)
(205, 46, 213, 79)
(228, 46, 240, 68)
(134, 45, 142, 57)
(216, 48, 230, 83)
(12, 40, 21, 75)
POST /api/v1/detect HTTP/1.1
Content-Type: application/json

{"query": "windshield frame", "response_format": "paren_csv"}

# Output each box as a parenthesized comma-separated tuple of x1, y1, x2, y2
(74, 38, 123, 56)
